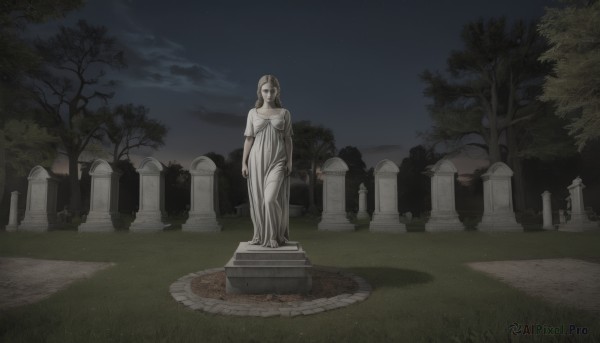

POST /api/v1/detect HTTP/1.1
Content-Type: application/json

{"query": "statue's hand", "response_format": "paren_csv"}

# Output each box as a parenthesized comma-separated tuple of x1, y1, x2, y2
(242, 164, 249, 178)
(286, 162, 292, 176)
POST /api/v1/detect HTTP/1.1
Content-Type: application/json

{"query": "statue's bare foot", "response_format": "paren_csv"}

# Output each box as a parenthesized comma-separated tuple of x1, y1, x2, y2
(268, 240, 279, 248)
(248, 239, 260, 245)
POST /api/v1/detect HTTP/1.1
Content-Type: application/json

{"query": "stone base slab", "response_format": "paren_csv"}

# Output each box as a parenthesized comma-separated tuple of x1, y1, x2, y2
(318, 221, 355, 231)
(182, 217, 221, 232)
(425, 214, 464, 232)
(78, 221, 116, 232)
(559, 221, 599, 232)
(477, 214, 523, 232)
(369, 220, 406, 233)
(225, 241, 312, 294)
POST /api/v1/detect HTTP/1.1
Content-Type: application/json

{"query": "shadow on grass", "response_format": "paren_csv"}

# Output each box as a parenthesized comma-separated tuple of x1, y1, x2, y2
(320, 266, 434, 289)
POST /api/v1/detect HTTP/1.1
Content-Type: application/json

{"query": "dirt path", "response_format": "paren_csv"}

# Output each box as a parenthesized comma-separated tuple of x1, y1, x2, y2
(0, 257, 114, 310)
(468, 258, 600, 313)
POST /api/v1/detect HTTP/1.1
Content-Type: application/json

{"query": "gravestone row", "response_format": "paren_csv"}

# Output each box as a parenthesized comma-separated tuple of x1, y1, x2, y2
(5, 158, 599, 233)
(8, 156, 220, 232)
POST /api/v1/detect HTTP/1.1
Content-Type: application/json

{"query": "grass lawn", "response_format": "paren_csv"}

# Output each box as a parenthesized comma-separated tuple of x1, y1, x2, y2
(0, 216, 599, 342)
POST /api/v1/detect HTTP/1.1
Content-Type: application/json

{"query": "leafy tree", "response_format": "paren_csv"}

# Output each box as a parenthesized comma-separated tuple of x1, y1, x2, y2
(204, 152, 231, 215)
(538, 0, 600, 150)
(0, 0, 82, 214)
(164, 162, 190, 217)
(397, 145, 441, 216)
(100, 104, 168, 163)
(421, 17, 565, 211)
(29, 20, 125, 215)
(292, 120, 336, 215)
(224, 148, 247, 209)
(338, 146, 367, 212)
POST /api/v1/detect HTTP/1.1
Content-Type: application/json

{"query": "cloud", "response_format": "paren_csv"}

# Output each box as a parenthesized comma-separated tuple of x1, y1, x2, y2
(191, 106, 246, 128)
(106, 1, 238, 94)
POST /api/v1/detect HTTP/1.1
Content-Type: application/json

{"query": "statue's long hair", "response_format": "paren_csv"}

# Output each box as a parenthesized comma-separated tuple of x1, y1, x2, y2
(255, 74, 282, 108)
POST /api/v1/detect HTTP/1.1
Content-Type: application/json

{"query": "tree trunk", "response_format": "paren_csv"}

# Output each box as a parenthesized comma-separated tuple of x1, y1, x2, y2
(307, 159, 318, 215)
(0, 137, 6, 212)
(507, 126, 526, 212)
(488, 131, 502, 164)
(68, 152, 82, 216)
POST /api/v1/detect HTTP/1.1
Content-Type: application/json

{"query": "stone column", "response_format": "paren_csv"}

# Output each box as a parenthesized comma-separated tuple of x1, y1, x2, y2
(79, 159, 121, 232)
(318, 157, 355, 231)
(476, 162, 523, 232)
(182, 156, 221, 232)
(6, 191, 19, 232)
(356, 183, 369, 220)
(18, 165, 58, 232)
(129, 157, 167, 232)
(424, 159, 464, 232)
(369, 159, 406, 233)
(541, 191, 553, 230)
(559, 177, 598, 232)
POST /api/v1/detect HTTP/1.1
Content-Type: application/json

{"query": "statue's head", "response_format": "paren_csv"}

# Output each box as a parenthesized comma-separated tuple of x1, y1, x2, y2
(255, 74, 282, 108)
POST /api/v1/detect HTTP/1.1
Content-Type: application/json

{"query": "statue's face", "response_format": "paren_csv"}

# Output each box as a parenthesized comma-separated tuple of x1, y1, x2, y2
(261, 82, 278, 104)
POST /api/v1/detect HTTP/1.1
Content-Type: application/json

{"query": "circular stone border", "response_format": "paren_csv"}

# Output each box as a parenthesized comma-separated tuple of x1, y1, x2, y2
(169, 266, 372, 317)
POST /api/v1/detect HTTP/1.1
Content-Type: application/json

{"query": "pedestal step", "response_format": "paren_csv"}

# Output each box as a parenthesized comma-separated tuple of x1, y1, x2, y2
(225, 241, 312, 294)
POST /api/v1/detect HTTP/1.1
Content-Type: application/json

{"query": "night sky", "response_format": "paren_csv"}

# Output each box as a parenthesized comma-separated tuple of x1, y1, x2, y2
(36, 0, 553, 173)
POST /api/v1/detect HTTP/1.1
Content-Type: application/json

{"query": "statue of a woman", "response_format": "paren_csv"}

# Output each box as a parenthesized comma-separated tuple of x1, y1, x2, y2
(242, 75, 293, 248)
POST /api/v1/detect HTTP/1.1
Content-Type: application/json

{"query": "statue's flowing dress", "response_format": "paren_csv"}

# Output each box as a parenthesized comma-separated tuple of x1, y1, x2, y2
(244, 108, 293, 247)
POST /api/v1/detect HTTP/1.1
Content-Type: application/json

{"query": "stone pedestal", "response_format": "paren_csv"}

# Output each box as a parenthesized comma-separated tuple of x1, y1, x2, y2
(424, 159, 464, 232)
(6, 191, 19, 232)
(477, 162, 523, 232)
(19, 166, 58, 232)
(182, 156, 221, 232)
(559, 177, 598, 232)
(79, 159, 121, 232)
(541, 191, 553, 230)
(356, 183, 369, 220)
(129, 157, 167, 232)
(318, 157, 355, 231)
(225, 241, 312, 294)
(369, 159, 406, 232)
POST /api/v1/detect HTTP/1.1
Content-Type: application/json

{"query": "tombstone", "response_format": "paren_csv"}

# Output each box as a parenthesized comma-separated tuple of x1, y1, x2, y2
(129, 157, 167, 232)
(6, 191, 19, 231)
(182, 156, 221, 232)
(356, 183, 369, 220)
(559, 210, 566, 224)
(318, 157, 355, 231)
(404, 212, 413, 222)
(424, 159, 464, 232)
(78, 159, 121, 232)
(541, 191, 553, 230)
(289, 204, 303, 217)
(18, 165, 58, 232)
(559, 177, 598, 232)
(369, 159, 406, 232)
(235, 203, 250, 217)
(476, 162, 523, 232)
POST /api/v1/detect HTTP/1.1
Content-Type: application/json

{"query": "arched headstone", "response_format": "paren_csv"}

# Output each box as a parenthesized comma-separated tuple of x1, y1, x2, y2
(369, 159, 405, 232)
(79, 159, 121, 232)
(477, 162, 523, 231)
(182, 156, 221, 232)
(559, 177, 598, 232)
(356, 183, 369, 220)
(129, 157, 167, 232)
(424, 159, 463, 232)
(18, 166, 58, 232)
(541, 191, 553, 230)
(318, 157, 355, 231)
